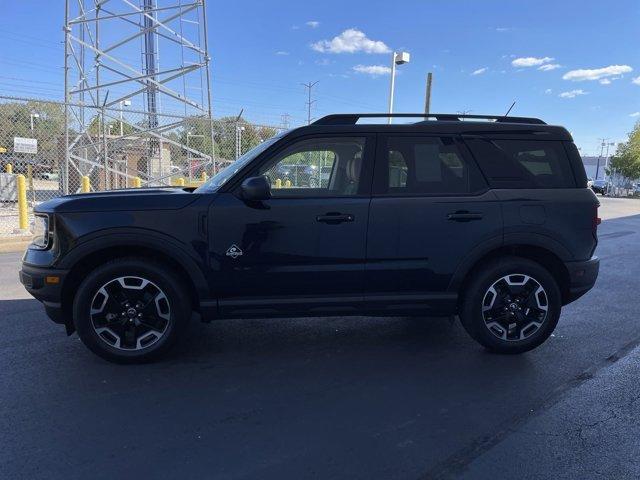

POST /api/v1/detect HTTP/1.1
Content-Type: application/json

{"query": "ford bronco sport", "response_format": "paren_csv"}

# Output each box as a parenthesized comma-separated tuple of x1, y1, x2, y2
(19, 113, 600, 363)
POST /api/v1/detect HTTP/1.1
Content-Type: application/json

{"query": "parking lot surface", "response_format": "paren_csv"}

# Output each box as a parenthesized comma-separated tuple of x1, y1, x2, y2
(2, 199, 640, 480)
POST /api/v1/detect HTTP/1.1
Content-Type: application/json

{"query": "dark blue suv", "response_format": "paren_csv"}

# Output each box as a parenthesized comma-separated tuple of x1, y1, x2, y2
(19, 113, 600, 363)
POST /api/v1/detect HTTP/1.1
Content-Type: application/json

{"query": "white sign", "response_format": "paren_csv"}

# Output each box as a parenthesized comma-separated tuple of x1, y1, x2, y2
(14, 137, 38, 154)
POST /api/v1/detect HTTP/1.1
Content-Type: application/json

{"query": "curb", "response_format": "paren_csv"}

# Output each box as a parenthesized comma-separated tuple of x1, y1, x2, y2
(0, 236, 31, 254)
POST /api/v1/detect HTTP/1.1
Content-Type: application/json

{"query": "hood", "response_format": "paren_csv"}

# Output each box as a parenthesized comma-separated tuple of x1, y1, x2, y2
(35, 187, 199, 214)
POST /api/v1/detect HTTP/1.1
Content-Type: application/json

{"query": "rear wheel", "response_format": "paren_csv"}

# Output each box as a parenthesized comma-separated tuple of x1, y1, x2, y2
(459, 256, 561, 354)
(73, 258, 191, 363)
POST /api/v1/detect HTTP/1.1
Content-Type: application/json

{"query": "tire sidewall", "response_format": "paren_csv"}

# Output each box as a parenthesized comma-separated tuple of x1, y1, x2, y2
(460, 257, 561, 354)
(73, 259, 190, 363)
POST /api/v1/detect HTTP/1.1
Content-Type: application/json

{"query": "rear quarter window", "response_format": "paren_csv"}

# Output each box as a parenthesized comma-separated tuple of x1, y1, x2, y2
(464, 138, 577, 189)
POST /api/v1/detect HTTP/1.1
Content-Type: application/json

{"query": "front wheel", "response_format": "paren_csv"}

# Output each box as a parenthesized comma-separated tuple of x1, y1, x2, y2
(459, 256, 561, 354)
(73, 258, 192, 363)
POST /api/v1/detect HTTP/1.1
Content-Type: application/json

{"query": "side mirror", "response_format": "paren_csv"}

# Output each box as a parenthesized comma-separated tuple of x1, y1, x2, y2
(240, 175, 271, 201)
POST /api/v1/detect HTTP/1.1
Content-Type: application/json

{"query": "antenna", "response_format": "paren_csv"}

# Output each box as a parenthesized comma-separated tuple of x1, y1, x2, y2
(504, 101, 516, 116)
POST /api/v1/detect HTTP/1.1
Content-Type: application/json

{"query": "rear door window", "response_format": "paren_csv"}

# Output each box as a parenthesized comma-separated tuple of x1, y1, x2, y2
(374, 136, 486, 195)
(464, 138, 576, 188)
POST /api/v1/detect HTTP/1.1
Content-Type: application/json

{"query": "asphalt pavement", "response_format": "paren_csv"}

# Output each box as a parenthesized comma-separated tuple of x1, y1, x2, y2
(2, 199, 640, 480)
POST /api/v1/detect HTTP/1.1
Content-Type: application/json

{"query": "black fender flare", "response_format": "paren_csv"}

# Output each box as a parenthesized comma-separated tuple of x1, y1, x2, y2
(447, 232, 571, 292)
(58, 228, 210, 300)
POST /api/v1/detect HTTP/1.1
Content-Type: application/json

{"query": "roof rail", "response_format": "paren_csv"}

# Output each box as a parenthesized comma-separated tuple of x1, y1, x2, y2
(312, 113, 546, 126)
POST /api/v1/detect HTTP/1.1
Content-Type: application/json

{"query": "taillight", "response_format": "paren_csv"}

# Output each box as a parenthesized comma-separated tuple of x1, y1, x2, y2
(594, 205, 601, 231)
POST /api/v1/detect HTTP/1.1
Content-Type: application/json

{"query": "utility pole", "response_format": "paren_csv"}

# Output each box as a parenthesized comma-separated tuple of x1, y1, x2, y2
(595, 138, 608, 180)
(302, 81, 319, 125)
(603, 140, 615, 183)
(424, 72, 433, 115)
(280, 113, 291, 130)
(457, 109, 472, 121)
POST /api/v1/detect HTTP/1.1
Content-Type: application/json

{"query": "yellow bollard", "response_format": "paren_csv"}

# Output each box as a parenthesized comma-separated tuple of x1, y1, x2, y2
(174, 177, 185, 187)
(132, 177, 142, 188)
(17, 174, 28, 231)
(201, 171, 208, 182)
(81, 175, 91, 193)
(284, 179, 291, 188)
(6, 163, 12, 174)
(275, 178, 282, 189)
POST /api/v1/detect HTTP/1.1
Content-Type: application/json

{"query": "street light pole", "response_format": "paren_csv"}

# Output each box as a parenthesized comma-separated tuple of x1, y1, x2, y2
(119, 100, 131, 136)
(387, 53, 397, 124)
(387, 51, 410, 124)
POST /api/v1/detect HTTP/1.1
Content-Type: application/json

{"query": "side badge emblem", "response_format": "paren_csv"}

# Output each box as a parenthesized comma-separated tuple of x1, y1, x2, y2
(226, 244, 243, 259)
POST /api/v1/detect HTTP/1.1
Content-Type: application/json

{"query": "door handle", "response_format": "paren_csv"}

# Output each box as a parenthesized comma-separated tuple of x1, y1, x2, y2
(316, 213, 354, 224)
(447, 211, 483, 221)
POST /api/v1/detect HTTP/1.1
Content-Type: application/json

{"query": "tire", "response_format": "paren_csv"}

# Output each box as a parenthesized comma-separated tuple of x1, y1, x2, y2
(459, 256, 561, 354)
(73, 257, 192, 363)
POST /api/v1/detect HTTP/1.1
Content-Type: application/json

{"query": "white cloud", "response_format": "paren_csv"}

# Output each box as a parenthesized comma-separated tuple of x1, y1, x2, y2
(495, 27, 513, 32)
(306, 21, 320, 28)
(275, 51, 290, 56)
(629, 112, 640, 117)
(538, 63, 561, 71)
(562, 65, 633, 81)
(600, 78, 612, 85)
(311, 29, 391, 54)
(632, 76, 640, 85)
(545, 88, 553, 94)
(352, 64, 391, 76)
(471, 67, 488, 76)
(559, 89, 588, 99)
(512, 56, 554, 67)
(315, 58, 331, 66)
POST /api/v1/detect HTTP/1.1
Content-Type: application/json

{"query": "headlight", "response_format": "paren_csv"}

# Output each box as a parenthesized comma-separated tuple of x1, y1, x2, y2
(31, 215, 50, 249)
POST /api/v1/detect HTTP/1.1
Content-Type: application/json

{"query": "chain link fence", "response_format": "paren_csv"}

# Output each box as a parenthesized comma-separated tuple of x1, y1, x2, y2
(0, 95, 283, 237)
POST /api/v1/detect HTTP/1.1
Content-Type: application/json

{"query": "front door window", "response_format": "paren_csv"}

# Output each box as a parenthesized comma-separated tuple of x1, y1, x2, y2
(258, 137, 366, 197)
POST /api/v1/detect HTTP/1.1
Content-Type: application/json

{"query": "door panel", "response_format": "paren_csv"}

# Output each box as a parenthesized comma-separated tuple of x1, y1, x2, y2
(207, 134, 374, 316)
(365, 134, 503, 307)
(366, 192, 502, 296)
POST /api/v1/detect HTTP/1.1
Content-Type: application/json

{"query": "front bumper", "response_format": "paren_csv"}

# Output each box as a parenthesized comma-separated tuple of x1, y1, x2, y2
(564, 256, 599, 304)
(19, 263, 69, 325)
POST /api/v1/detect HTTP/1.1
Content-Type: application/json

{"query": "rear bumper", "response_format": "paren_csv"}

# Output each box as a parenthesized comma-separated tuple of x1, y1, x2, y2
(564, 256, 599, 304)
(19, 263, 68, 325)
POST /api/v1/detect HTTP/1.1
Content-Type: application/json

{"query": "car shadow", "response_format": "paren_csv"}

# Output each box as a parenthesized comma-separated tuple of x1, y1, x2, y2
(1, 296, 536, 388)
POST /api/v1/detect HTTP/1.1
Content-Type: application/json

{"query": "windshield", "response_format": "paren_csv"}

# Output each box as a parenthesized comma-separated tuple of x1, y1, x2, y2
(195, 132, 285, 193)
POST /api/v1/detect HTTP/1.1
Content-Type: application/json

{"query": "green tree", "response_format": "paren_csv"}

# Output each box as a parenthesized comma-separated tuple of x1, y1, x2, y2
(0, 100, 66, 168)
(606, 121, 640, 185)
(179, 116, 278, 162)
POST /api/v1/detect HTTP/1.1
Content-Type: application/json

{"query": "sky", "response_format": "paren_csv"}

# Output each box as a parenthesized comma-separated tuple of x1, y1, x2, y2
(0, 0, 639, 155)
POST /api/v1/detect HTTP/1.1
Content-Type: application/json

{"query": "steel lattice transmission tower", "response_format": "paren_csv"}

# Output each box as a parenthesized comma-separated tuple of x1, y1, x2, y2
(63, 0, 215, 193)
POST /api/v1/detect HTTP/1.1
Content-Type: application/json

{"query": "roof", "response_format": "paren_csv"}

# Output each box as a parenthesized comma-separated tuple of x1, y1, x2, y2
(314, 113, 546, 125)
(290, 113, 572, 141)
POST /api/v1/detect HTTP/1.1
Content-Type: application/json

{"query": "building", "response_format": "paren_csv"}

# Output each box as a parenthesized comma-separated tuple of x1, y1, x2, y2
(581, 156, 609, 181)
